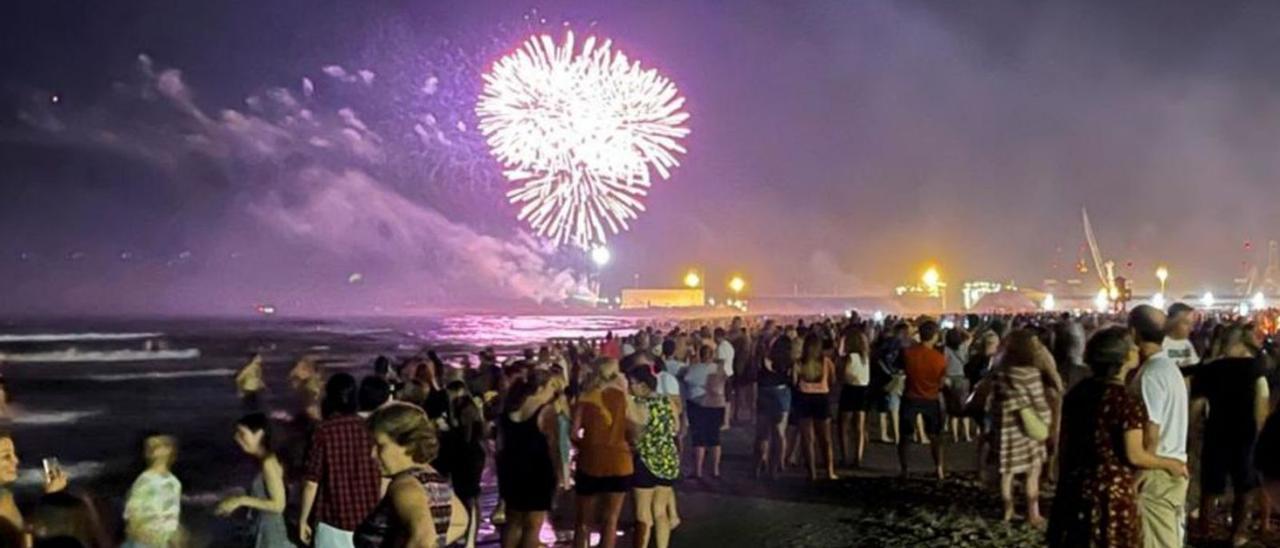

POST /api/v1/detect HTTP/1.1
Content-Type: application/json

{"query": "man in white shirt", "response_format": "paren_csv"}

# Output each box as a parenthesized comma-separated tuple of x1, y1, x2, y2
(1129, 305, 1190, 548)
(714, 328, 735, 429)
(1162, 302, 1200, 368)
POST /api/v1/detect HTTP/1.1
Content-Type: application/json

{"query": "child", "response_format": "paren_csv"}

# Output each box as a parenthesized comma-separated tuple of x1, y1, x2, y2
(123, 434, 182, 548)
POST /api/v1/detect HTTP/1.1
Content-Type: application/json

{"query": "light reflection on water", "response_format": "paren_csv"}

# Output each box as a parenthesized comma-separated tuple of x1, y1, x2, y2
(414, 314, 647, 348)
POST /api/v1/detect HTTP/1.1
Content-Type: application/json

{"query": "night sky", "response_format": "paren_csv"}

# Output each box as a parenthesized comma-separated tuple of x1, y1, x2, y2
(5, 0, 1280, 315)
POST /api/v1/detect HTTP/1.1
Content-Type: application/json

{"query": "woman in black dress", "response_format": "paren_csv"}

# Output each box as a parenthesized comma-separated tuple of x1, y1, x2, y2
(497, 372, 560, 548)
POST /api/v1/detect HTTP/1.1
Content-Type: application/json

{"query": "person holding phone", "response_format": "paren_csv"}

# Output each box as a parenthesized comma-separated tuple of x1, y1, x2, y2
(216, 413, 292, 547)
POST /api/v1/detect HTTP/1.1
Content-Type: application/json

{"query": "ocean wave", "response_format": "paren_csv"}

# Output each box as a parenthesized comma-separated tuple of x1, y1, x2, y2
(16, 461, 105, 486)
(12, 409, 103, 425)
(85, 367, 235, 382)
(314, 326, 395, 336)
(0, 332, 164, 343)
(0, 348, 200, 363)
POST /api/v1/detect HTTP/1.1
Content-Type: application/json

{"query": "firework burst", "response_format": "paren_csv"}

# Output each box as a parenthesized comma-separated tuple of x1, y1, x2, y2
(477, 32, 690, 248)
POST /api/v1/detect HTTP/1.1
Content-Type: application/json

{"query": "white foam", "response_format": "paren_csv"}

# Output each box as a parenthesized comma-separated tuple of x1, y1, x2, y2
(85, 367, 234, 382)
(16, 461, 104, 487)
(0, 348, 200, 363)
(0, 332, 164, 343)
(11, 409, 103, 426)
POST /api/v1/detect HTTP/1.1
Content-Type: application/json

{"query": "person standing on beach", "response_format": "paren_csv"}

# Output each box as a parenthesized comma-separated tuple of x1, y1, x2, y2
(123, 434, 183, 548)
(897, 320, 947, 480)
(236, 353, 267, 411)
(754, 334, 792, 478)
(497, 372, 560, 548)
(793, 333, 838, 481)
(714, 328, 735, 430)
(299, 374, 382, 548)
(627, 367, 681, 548)
(679, 345, 728, 479)
(1163, 303, 1201, 368)
(573, 358, 636, 548)
(990, 330, 1052, 525)
(837, 323, 871, 467)
(1128, 305, 1190, 548)
(216, 413, 293, 548)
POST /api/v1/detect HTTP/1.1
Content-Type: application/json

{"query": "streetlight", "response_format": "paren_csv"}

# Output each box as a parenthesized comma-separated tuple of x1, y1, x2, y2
(684, 270, 701, 289)
(922, 267, 940, 289)
(1094, 288, 1110, 312)
(590, 246, 611, 268)
(922, 266, 945, 310)
(1156, 265, 1169, 294)
(729, 276, 746, 295)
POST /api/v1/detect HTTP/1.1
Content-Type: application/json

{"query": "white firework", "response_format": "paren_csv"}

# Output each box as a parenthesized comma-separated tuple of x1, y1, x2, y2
(476, 32, 690, 248)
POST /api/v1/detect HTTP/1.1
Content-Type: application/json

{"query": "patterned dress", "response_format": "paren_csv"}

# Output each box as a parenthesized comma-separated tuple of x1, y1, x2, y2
(637, 395, 679, 480)
(1048, 379, 1148, 548)
(991, 364, 1051, 474)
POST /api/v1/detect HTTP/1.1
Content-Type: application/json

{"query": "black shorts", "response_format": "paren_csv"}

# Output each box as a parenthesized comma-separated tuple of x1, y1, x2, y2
(1201, 435, 1259, 496)
(574, 472, 631, 495)
(898, 397, 943, 437)
(793, 392, 831, 420)
(756, 384, 792, 421)
(838, 385, 869, 413)
(687, 401, 725, 447)
(632, 454, 676, 488)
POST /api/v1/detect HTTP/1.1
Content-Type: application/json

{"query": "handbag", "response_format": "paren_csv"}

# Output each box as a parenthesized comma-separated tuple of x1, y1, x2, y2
(1018, 407, 1050, 442)
(886, 373, 906, 396)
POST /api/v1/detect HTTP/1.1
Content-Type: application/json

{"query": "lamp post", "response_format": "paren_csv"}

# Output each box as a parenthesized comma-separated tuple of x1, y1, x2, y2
(1156, 265, 1169, 295)
(922, 267, 945, 311)
(684, 270, 701, 289)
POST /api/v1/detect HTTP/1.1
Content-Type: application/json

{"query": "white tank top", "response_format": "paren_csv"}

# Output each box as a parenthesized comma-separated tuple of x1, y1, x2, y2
(843, 353, 869, 387)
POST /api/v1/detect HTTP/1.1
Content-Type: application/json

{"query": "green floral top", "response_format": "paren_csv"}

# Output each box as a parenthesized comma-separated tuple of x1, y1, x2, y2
(637, 395, 679, 480)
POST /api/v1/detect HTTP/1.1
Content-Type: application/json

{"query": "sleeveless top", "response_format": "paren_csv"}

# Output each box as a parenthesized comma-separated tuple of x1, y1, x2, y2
(353, 468, 455, 548)
(636, 395, 679, 480)
(249, 472, 293, 548)
(577, 388, 634, 477)
(797, 358, 833, 394)
(842, 353, 869, 387)
(500, 403, 553, 473)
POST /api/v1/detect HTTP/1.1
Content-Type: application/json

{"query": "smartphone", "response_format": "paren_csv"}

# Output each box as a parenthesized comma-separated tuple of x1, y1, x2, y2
(42, 457, 61, 481)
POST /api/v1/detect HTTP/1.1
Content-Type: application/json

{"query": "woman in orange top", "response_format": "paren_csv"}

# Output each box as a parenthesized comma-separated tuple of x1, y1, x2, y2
(573, 358, 637, 548)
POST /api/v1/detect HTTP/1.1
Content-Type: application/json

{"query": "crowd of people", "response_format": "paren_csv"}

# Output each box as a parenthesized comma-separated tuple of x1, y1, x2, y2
(2, 305, 1280, 547)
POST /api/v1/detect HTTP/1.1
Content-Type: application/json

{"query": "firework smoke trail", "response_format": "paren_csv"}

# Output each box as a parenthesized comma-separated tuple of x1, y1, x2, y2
(476, 32, 690, 249)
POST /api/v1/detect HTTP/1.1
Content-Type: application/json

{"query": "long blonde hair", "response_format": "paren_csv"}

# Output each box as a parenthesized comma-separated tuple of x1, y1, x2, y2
(798, 333, 825, 382)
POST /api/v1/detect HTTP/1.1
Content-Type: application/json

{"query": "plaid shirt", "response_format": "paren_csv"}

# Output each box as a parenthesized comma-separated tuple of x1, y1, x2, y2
(305, 415, 382, 531)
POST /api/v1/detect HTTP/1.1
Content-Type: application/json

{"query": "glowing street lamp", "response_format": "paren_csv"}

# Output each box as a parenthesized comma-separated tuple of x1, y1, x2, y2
(1094, 288, 1110, 312)
(922, 267, 941, 289)
(1155, 265, 1169, 294)
(1151, 292, 1166, 310)
(683, 270, 701, 289)
(590, 246, 611, 268)
(728, 276, 746, 295)
(1043, 294, 1056, 312)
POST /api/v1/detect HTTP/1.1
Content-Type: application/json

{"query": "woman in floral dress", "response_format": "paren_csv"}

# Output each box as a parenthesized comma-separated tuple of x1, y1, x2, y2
(1048, 327, 1189, 547)
(627, 367, 680, 548)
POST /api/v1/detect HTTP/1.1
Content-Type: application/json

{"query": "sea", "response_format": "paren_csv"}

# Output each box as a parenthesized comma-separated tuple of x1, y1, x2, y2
(0, 314, 651, 546)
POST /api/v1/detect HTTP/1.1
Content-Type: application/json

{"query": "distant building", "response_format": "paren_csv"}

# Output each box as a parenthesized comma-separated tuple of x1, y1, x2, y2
(620, 288, 706, 309)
